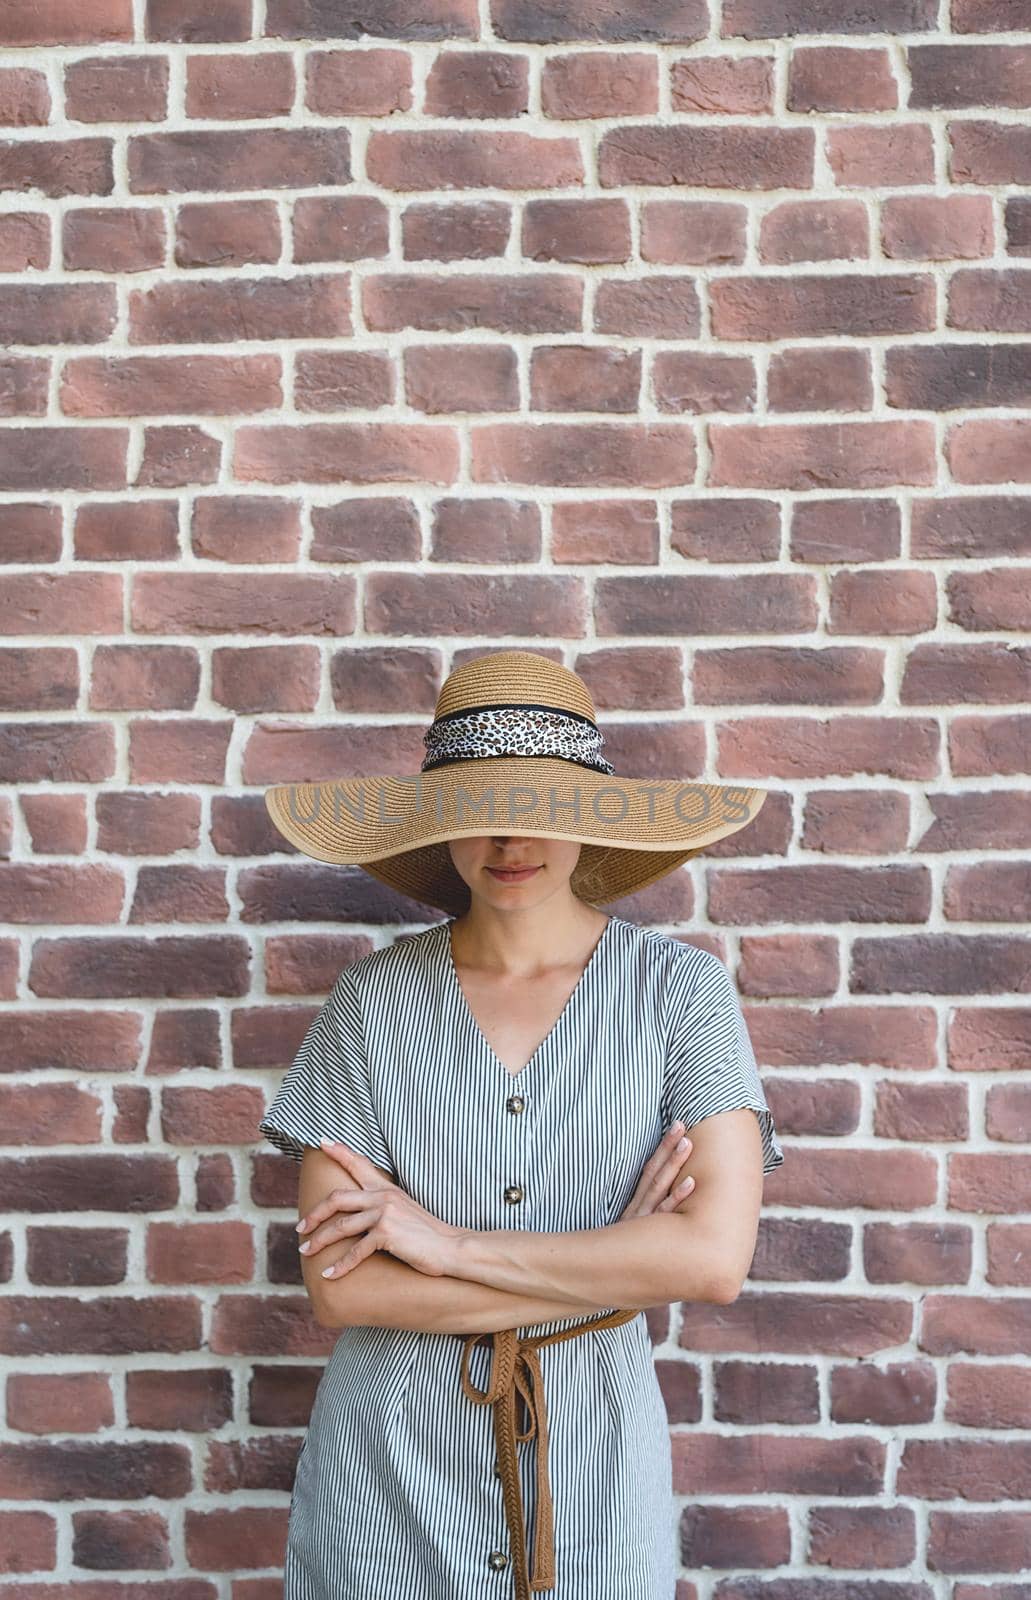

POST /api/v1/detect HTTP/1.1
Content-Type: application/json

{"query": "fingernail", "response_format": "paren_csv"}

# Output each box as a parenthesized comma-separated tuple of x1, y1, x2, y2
(298, 1242, 310, 1253)
(294, 1221, 305, 1232)
(676, 1136, 688, 1150)
(321, 1265, 335, 1278)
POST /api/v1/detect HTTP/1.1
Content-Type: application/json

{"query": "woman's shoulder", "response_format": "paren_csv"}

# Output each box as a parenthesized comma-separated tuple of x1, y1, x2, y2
(337, 921, 446, 996)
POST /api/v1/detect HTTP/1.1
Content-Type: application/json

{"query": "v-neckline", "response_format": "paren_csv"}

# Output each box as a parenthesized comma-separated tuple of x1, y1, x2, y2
(443, 915, 616, 1080)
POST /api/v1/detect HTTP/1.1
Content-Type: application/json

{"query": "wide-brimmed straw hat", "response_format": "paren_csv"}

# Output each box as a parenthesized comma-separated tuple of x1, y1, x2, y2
(263, 649, 768, 916)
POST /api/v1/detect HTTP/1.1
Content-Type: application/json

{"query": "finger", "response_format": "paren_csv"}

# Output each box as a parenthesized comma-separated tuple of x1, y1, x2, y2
(299, 1205, 379, 1255)
(296, 1184, 362, 1235)
(321, 1228, 380, 1279)
(658, 1176, 695, 1211)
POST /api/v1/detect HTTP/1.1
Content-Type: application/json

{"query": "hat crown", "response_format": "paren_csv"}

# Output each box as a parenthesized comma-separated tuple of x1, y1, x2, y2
(433, 650, 597, 724)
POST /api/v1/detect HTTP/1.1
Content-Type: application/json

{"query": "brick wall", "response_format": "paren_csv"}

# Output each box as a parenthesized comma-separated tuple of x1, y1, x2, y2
(1, 0, 1030, 1592)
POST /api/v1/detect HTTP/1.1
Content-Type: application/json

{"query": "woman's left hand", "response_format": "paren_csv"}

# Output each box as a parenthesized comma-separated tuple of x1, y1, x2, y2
(296, 1138, 466, 1280)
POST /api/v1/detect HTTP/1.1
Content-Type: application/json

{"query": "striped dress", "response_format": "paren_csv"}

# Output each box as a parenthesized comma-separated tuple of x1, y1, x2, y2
(259, 913, 784, 1599)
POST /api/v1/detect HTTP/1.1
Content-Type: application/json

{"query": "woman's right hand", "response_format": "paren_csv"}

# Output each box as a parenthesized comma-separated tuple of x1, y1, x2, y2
(618, 1121, 695, 1220)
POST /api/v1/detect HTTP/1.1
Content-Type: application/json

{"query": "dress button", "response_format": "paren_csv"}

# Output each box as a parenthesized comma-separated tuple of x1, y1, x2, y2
(493, 1461, 502, 1478)
(488, 1549, 508, 1570)
(506, 1094, 525, 1114)
(504, 1184, 523, 1204)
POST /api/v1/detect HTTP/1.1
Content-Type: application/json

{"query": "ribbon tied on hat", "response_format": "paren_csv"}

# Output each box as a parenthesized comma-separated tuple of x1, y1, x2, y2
(422, 702, 615, 777)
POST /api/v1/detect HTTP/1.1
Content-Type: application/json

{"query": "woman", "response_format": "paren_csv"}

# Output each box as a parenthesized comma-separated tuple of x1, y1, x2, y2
(258, 649, 784, 1599)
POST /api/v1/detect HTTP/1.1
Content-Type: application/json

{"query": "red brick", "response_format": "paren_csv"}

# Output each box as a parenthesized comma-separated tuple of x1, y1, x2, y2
(311, 499, 420, 563)
(21, 793, 89, 853)
(884, 194, 994, 261)
(792, 497, 901, 563)
(74, 500, 179, 561)
(595, 275, 701, 337)
(401, 200, 509, 260)
(471, 422, 697, 487)
(94, 820, 164, 892)
(723, 0, 937, 34)
(128, 864, 229, 923)
(904, 641, 1031, 705)
(364, 271, 581, 333)
(767, 346, 872, 412)
(953, 0, 1031, 28)
(132, 572, 355, 635)
(0, 136, 114, 197)
(0, 721, 115, 783)
(128, 720, 232, 784)
(265, 0, 478, 39)
(64, 55, 168, 122)
(429, 498, 540, 562)
(186, 1506, 287, 1572)
(0, 1082, 102, 1146)
(541, 53, 658, 119)
(0, 1, 132, 46)
(185, 52, 294, 119)
(573, 646, 682, 709)
(600, 124, 812, 189)
(234, 422, 458, 486)
(297, 350, 395, 412)
(0, 426, 126, 491)
(0, 68, 51, 126)
(788, 46, 897, 111)
(0, 212, 50, 270)
(129, 275, 351, 344)
(640, 200, 747, 265)
(28, 934, 251, 999)
(946, 859, 1031, 924)
(0, 1509, 56, 1572)
(801, 789, 911, 857)
(424, 50, 528, 117)
(550, 505, 656, 569)
(0, 355, 47, 416)
(671, 498, 780, 562)
(62, 206, 166, 273)
(719, 714, 941, 780)
(405, 345, 518, 414)
(128, 127, 350, 193)
(596, 573, 815, 636)
(0, 649, 77, 710)
(671, 53, 774, 114)
(191, 496, 302, 562)
(949, 713, 1031, 778)
(0, 864, 123, 925)
(305, 46, 411, 115)
(62, 354, 281, 417)
(947, 567, 1031, 633)
(492, 0, 707, 41)
(0, 1438, 192, 1500)
(364, 571, 585, 637)
(530, 346, 640, 413)
(0, 283, 117, 347)
(147, 1221, 255, 1285)
(948, 418, 1031, 484)
(760, 199, 869, 264)
(523, 198, 630, 264)
(736, 932, 840, 997)
(327, 647, 439, 714)
(710, 419, 935, 489)
(910, 43, 1031, 110)
(292, 195, 389, 263)
(950, 119, 1031, 184)
(175, 198, 281, 268)
(694, 645, 884, 706)
(72, 1508, 171, 1571)
(366, 129, 583, 189)
(137, 425, 218, 488)
(147, 0, 251, 39)
(827, 122, 935, 186)
(127, 1368, 232, 1431)
(7, 1372, 114, 1434)
(653, 351, 755, 414)
(712, 273, 934, 339)
(829, 569, 937, 635)
(212, 644, 318, 713)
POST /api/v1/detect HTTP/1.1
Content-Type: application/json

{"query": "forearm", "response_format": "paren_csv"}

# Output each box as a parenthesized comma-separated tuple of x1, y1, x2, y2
(309, 1249, 619, 1334)
(452, 1214, 726, 1310)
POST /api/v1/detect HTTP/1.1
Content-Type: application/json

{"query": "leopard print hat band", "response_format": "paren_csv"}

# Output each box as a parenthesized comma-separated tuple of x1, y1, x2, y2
(420, 702, 616, 777)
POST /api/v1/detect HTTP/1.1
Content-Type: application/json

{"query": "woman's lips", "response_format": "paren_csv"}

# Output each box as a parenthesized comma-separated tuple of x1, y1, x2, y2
(486, 865, 541, 883)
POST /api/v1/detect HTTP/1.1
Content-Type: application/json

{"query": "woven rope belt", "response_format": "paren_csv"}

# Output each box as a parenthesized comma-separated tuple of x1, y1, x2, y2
(460, 1306, 639, 1599)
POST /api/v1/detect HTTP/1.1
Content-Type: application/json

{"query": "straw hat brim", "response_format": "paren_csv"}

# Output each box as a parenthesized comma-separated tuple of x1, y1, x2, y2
(264, 756, 767, 915)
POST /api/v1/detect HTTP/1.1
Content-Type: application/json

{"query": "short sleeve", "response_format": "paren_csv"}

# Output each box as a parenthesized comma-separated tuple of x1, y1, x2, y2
(661, 948, 784, 1176)
(258, 966, 395, 1176)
